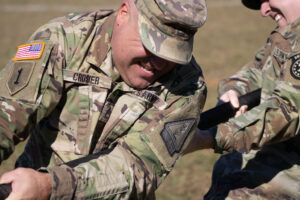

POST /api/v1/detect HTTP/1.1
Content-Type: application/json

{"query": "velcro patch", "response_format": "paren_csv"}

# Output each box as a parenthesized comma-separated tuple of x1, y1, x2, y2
(7, 61, 35, 95)
(13, 42, 45, 61)
(272, 46, 288, 64)
(63, 69, 112, 89)
(160, 118, 196, 156)
(290, 54, 300, 80)
(132, 90, 168, 110)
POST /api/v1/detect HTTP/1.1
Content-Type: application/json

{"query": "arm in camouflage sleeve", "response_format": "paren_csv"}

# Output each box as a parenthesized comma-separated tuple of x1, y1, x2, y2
(0, 98, 36, 162)
(0, 21, 65, 163)
(215, 82, 299, 153)
(45, 80, 206, 199)
(215, 43, 300, 153)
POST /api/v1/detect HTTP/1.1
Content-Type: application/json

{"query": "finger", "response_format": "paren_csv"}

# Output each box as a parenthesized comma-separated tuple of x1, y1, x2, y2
(0, 171, 15, 184)
(240, 105, 248, 114)
(220, 90, 240, 108)
(230, 98, 239, 108)
(227, 90, 239, 108)
(234, 105, 249, 117)
(220, 93, 230, 103)
(234, 110, 241, 117)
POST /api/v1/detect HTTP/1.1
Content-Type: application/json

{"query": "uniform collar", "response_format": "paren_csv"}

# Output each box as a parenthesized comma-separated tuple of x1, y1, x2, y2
(275, 17, 300, 39)
(86, 11, 117, 80)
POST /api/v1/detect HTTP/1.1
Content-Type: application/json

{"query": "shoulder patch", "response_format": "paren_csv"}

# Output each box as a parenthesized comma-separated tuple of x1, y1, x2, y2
(160, 118, 196, 156)
(13, 42, 45, 61)
(290, 54, 300, 80)
(7, 61, 35, 95)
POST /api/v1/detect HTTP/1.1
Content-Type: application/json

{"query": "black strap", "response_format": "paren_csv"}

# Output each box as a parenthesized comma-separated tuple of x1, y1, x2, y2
(198, 89, 261, 130)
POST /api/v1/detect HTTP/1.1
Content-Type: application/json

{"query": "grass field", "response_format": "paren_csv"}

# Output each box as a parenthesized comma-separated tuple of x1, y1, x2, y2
(0, 0, 275, 199)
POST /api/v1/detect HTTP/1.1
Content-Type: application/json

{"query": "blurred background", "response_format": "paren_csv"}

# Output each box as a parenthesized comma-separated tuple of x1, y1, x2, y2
(0, 0, 274, 199)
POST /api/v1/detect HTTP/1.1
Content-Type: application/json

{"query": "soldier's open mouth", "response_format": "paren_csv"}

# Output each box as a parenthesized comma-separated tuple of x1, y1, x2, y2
(275, 14, 282, 22)
(139, 62, 155, 73)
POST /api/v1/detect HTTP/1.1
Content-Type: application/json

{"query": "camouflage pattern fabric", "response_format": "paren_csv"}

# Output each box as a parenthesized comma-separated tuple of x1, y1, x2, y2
(0, 8, 207, 200)
(205, 18, 300, 199)
(136, 0, 207, 64)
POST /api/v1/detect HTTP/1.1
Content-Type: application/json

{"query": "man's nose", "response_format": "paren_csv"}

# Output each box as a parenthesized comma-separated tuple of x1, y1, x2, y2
(260, 1, 271, 17)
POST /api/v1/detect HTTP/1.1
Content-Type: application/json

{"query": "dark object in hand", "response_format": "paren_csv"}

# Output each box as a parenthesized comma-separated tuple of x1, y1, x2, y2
(0, 183, 12, 200)
(198, 89, 261, 130)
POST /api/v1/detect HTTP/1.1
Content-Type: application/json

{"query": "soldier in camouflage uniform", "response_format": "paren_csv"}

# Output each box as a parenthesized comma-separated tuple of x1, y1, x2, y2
(0, 0, 207, 199)
(197, 0, 300, 199)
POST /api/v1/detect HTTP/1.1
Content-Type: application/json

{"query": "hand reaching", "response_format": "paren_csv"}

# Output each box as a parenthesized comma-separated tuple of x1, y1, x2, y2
(219, 90, 248, 117)
(0, 168, 52, 200)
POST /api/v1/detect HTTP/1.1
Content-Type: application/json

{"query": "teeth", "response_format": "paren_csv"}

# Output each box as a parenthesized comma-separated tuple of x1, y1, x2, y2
(275, 15, 282, 22)
(142, 65, 150, 70)
(140, 63, 153, 72)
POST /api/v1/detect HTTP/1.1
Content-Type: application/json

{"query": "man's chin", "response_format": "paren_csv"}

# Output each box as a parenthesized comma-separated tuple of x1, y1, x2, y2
(130, 81, 152, 89)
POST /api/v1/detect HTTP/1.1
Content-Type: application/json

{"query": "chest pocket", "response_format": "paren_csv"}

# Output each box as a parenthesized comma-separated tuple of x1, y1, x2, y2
(50, 73, 110, 161)
(74, 81, 118, 156)
(92, 93, 148, 153)
(50, 84, 109, 161)
(60, 69, 112, 155)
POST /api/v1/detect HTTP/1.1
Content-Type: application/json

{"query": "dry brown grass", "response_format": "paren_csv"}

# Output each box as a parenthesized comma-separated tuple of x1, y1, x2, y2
(0, 0, 274, 199)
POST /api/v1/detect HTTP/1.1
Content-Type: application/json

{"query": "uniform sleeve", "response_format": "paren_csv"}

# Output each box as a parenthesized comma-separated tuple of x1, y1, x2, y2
(215, 82, 299, 153)
(215, 43, 300, 153)
(45, 65, 207, 199)
(0, 97, 36, 161)
(0, 20, 66, 162)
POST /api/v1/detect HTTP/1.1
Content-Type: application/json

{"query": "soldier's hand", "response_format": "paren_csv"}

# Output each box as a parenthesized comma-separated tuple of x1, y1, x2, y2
(0, 168, 52, 200)
(219, 90, 248, 117)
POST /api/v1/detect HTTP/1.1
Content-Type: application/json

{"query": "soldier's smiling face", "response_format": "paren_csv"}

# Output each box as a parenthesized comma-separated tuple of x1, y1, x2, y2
(260, 0, 300, 27)
(111, 0, 175, 89)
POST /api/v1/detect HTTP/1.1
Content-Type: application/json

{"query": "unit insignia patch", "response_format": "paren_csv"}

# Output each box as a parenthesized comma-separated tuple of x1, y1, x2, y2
(160, 118, 196, 156)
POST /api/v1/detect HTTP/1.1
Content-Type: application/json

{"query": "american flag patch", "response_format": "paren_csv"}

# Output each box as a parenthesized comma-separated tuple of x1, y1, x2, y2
(13, 42, 45, 61)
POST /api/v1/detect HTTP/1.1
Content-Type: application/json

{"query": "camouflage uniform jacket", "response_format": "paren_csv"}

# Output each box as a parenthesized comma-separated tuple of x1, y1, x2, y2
(204, 18, 300, 200)
(0, 10, 206, 199)
(215, 18, 300, 153)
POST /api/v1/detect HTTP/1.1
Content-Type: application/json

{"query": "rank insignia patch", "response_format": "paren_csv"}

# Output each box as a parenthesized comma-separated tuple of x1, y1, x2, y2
(160, 118, 196, 156)
(13, 42, 45, 61)
(291, 54, 300, 80)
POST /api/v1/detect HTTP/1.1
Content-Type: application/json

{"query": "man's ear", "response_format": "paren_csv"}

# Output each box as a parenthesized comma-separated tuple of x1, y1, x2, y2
(116, 2, 130, 25)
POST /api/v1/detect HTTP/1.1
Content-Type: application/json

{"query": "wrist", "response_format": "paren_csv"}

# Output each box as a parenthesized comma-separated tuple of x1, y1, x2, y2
(37, 171, 52, 199)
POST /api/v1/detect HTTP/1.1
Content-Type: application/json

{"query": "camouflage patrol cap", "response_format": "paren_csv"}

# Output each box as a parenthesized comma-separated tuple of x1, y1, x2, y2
(135, 0, 207, 65)
(242, 0, 261, 10)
